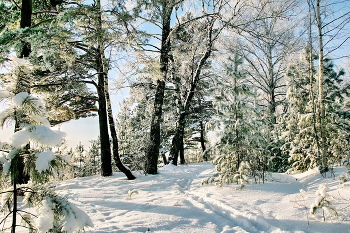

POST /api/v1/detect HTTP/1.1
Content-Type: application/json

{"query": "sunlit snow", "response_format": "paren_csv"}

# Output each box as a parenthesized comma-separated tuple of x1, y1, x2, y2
(22, 162, 349, 233)
(12, 92, 29, 106)
(35, 151, 56, 172)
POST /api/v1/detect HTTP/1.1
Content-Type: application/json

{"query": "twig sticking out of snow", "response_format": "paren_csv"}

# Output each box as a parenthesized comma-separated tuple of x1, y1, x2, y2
(125, 189, 139, 200)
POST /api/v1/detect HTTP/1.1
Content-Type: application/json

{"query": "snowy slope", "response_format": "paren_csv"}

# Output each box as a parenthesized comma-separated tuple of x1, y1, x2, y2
(53, 162, 350, 233)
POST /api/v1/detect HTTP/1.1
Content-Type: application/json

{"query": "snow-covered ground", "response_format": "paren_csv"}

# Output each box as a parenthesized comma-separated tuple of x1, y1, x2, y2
(49, 163, 350, 232)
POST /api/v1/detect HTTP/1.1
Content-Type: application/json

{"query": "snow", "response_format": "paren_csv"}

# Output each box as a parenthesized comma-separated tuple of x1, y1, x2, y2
(31, 113, 51, 127)
(39, 162, 350, 233)
(26, 125, 65, 146)
(36, 199, 55, 233)
(0, 90, 14, 98)
(12, 92, 29, 106)
(9, 125, 65, 149)
(0, 150, 10, 174)
(61, 201, 94, 233)
(35, 151, 56, 172)
(9, 130, 31, 148)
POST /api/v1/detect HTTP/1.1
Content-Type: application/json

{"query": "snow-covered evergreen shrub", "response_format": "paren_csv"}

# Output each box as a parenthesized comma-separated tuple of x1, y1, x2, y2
(282, 53, 350, 173)
(339, 172, 349, 184)
(0, 60, 93, 232)
(23, 184, 93, 233)
(203, 158, 251, 188)
(203, 52, 272, 186)
(232, 161, 250, 189)
(310, 184, 338, 221)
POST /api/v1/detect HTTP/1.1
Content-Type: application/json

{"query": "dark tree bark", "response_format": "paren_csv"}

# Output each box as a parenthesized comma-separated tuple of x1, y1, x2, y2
(97, 69, 113, 176)
(145, 80, 166, 174)
(19, 0, 32, 58)
(144, 2, 173, 174)
(179, 133, 185, 164)
(96, 29, 113, 176)
(12, 0, 33, 189)
(11, 2, 33, 232)
(168, 112, 186, 165)
(96, 0, 134, 179)
(104, 73, 136, 179)
(199, 120, 208, 161)
(168, 21, 214, 165)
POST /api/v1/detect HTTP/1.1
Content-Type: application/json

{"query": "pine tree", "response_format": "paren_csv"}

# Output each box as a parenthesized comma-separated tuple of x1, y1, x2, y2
(205, 50, 267, 186)
(0, 60, 92, 233)
(116, 87, 153, 172)
(282, 51, 350, 172)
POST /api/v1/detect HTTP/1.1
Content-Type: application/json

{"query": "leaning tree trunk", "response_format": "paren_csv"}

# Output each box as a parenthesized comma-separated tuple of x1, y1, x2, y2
(104, 72, 136, 180)
(95, 0, 135, 179)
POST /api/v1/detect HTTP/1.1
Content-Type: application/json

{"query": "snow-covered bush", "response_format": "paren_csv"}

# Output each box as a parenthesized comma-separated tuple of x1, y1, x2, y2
(202, 158, 251, 188)
(282, 55, 350, 173)
(310, 184, 338, 221)
(339, 172, 349, 184)
(231, 161, 250, 189)
(0, 61, 93, 232)
(23, 184, 93, 233)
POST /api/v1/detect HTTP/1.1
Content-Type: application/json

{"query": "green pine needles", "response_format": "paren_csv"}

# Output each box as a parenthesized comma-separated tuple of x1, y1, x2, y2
(0, 60, 92, 232)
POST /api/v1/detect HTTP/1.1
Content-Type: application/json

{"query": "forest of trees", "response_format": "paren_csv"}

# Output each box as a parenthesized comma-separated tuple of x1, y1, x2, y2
(0, 0, 350, 231)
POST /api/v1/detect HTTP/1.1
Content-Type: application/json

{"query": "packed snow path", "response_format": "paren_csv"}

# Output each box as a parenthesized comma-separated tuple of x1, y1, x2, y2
(55, 163, 350, 233)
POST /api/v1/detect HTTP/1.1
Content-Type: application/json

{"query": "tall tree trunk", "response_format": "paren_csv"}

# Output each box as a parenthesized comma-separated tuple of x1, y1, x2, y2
(168, 21, 214, 165)
(97, 70, 113, 176)
(179, 130, 185, 164)
(199, 120, 208, 161)
(104, 73, 136, 179)
(307, 0, 321, 171)
(144, 3, 173, 174)
(11, 1, 33, 232)
(267, 45, 277, 126)
(145, 80, 165, 174)
(95, 0, 135, 179)
(19, 0, 32, 58)
(169, 113, 187, 165)
(96, 24, 112, 176)
(316, 0, 327, 172)
(95, 0, 113, 177)
(14, 0, 32, 186)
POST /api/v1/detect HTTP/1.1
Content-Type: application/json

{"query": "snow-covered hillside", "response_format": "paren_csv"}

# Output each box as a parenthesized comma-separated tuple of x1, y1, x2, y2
(53, 162, 350, 233)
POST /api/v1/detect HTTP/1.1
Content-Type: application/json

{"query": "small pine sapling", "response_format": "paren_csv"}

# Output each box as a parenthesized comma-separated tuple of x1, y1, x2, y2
(309, 184, 338, 221)
(339, 172, 349, 185)
(232, 161, 250, 189)
(0, 61, 93, 232)
(201, 161, 250, 188)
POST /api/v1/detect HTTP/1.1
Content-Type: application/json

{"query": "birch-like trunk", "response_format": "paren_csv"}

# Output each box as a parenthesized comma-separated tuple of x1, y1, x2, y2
(316, 0, 328, 171)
